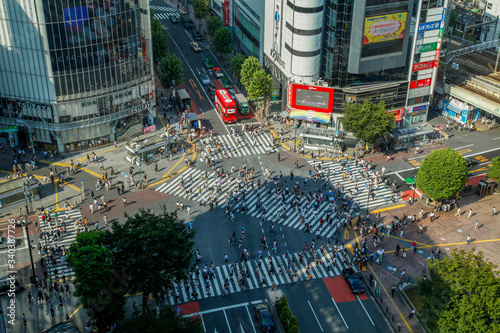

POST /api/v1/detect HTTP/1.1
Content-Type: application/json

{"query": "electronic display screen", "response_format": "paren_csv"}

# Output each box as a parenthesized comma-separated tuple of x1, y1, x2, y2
(295, 89, 330, 110)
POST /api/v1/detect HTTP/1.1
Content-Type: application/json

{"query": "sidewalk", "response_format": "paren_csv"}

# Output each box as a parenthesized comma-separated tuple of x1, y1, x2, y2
(347, 192, 500, 333)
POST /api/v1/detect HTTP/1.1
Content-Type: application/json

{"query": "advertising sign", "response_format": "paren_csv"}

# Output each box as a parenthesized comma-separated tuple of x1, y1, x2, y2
(289, 84, 335, 113)
(409, 78, 432, 89)
(412, 105, 427, 112)
(412, 60, 435, 72)
(418, 21, 441, 32)
(224, 0, 230, 26)
(416, 42, 438, 53)
(271, 89, 280, 101)
(273, 0, 283, 54)
(363, 12, 407, 44)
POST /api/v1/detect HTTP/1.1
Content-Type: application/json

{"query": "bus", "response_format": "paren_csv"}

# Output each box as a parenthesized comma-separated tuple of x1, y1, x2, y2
(215, 89, 237, 123)
(235, 94, 249, 115)
(176, 89, 191, 111)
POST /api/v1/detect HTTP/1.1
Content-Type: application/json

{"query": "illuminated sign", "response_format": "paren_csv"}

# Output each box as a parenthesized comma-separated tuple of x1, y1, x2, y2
(418, 21, 441, 32)
(289, 84, 335, 113)
(412, 105, 427, 112)
(224, 0, 230, 26)
(412, 60, 435, 72)
(409, 78, 432, 89)
(416, 42, 438, 53)
(363, 12, 407, 44)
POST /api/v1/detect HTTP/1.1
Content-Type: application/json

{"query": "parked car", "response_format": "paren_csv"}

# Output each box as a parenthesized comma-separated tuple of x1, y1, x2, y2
(254, 304, 275, 331)
(465, 158, 479, 168)
(193, 30, 202, 41)
(220, 77, 232, 89)
(202, 57, 214, 69)
(342, 268, 365, 294)
(190, 42, 202, 52)
(169, 15, 179, 23)
(199, 73, 211, 85)
(212, 66, 224, 78)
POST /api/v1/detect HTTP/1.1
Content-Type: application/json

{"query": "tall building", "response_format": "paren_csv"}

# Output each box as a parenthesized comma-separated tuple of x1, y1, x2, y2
(0, 0, 155, 153)
(263, 0, 448, 131)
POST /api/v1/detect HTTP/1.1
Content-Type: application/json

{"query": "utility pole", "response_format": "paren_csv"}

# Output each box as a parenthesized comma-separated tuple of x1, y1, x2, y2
(21, 219, 36, 284)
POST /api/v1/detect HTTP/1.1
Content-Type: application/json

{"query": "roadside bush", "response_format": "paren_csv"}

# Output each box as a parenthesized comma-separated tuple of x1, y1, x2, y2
(288, 325, 299, 333)
(288, 316, 298, 329)
(279, 306, 291, 331)
(275, 295, 287, 316)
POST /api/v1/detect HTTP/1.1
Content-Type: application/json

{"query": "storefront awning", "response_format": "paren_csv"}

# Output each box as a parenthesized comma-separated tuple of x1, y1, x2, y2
(289, 110, 332, 124)
(394, 114, 403, 122)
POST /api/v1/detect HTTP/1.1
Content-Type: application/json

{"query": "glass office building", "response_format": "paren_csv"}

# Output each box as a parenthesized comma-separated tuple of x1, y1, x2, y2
(0, 0, 154, 152)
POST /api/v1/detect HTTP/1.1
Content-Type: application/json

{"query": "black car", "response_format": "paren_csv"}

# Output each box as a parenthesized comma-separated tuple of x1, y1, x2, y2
(206, 84, 216, 98)
(255, 304, 275, 331)
(465, 158, 479, 168)
(342, 268, 365, 294)
(193, 30, 202, 41)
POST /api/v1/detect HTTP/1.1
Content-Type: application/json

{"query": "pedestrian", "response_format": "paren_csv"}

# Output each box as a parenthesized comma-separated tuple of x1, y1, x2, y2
(103, 214, 108, 225)
(391, 285, 396, 297)
(466, 234, 471, 245)
(492, 206, 496, 216)
(90, 204, 94, 214)
(400, 230, 404, 239)
(455, 207, 461, 216)
(468, 208, 473, 218)
(429, 212, 435, 222)
(391, 266, 397, 275)
(50, 304, 55, 317)
(187, 206, 191, 215)
(123, 197, 127, 207)
(408, 309, 415, 319)
(224, 254, 228, 263)
(475, 220, 479, 230)
(23, 313, 27, 327)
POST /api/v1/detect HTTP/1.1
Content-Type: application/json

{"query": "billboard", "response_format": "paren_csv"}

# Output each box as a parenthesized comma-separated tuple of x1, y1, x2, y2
(289, 84, 335, 113)
(363, 12, 407, 44)
(224, 0, 230, 26)
(273, 0, 283, 54)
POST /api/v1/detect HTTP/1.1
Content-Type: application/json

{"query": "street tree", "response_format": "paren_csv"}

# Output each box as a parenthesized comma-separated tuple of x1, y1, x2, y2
(152, 29, 169, 64)
(240, 56, 262, 91)
(247, 69, 272, 120)
(418, 249, 500, 332)
(67, 232, 126, 331)
(416, 148, 468, 201)
(229, 53, 246, 81)
(107, 210, 196, 311)
(206, 16, 223, 36)
(212, 27, 233, 54)
(486, 156, 500, 182)
(192, 0, 209, 30)
(340, 101, 395, 146)
(121, 306, 203, 333)
(160, 54, 184, 89)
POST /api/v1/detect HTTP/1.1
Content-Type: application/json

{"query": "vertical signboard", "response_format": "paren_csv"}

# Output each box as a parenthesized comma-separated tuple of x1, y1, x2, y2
(224, 0, 230, 26)
(273, 0, 283, 54)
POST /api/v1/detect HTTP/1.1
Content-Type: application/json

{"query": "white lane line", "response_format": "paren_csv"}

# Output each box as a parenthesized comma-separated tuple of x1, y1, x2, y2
(357, 295, 375, 326)
(245, 304, 257, 333)
(494, 137, 500, 140)
(308, 300, 324, 332)
(395, 172, 406, 182)
(454, 144, 474, 150)
(223, 309, 233, 333)
(201, 314, 207, 332)
(331, 297, 349, 329)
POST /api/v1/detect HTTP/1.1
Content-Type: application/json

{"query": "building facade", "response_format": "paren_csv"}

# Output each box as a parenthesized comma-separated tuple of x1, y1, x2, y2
(0, 0, 155, 153)
(262, 0, 448, 131)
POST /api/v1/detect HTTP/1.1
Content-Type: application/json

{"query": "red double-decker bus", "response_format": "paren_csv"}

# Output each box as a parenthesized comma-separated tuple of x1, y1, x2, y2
(214, 89, 237, 124)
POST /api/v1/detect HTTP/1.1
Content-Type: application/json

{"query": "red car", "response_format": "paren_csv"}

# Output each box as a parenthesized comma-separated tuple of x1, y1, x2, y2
(212, 67, 224, 78)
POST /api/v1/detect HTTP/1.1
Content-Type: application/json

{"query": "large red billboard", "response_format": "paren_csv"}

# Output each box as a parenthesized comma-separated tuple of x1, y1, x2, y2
(288, 84, 335, 113)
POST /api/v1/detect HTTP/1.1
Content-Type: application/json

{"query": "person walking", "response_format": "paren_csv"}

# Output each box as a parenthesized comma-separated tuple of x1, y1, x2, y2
(455, 207, 461, 216)
(408, 309, 415, 319)
(474, 220, 479, 231)
(492, 206, 496, 216)
(391, 285, 396, 297)
(429, 212, 435, 222)
(468, 208, 473, 218)
(103, 214, 108, 225)
(123, 197, 127, 207)
(466, 234, 471, 245)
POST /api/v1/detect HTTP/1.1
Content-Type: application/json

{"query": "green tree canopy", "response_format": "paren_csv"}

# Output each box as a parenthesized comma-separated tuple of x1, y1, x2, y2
(486, 156, 500, 181)
(418, 249, 500, 332)
(340, 101, 395, 145)
(229, 53, 246, 81)
(206, 16, 223, 36)
(67, 232, 126, 331)
(247, 69, 272, 120)
(192, 0, 209, 22)
(416, 148, 468, 201)
(240, 56, 262, 91)
(107, 210, 195, 310)
(152, 29, 169, 63)
(212, 27, 232, 54)
(160, 54, 184, 89)
(119, 307, 202, 333)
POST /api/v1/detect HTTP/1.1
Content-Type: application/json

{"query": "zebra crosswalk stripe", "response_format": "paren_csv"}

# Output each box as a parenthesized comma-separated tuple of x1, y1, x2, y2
(164, 249, 350, 305)
(202, 132, 274, 159)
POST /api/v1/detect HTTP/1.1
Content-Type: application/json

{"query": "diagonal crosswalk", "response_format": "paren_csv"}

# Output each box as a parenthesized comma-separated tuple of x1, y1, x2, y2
(38, 209, 83, 279)
(164, 248, 351, 305)
(199, 132, 276, 159)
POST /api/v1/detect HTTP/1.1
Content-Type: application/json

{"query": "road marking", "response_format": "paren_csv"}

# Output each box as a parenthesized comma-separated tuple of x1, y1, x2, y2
(369, 204, 406, 213)
(357, 295, 375, 326)
(195, 89, 204, 100)
(494, 137, 500, 140)
(245, 304, 257, 333)
(307, 300, 324, 332)
(156, 107, 167, 130)
(189, 79, 197, 89)
(69, 304, 83, 319)
(163, 25, 229, 134)
(223, 309, 233, 333)
(184, 300, 263, 317)
(331, 298, 349, 329)
(395, 172, 406, 182)
(454, 144, 474, 150)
